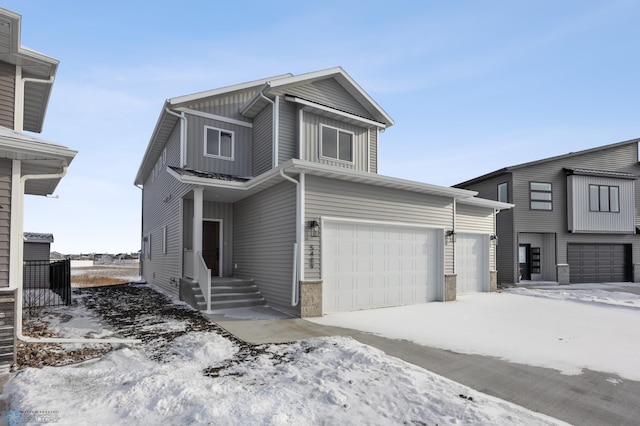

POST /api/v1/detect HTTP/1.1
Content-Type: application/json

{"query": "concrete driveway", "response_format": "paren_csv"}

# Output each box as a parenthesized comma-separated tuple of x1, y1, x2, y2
(209, 285, 640, 426)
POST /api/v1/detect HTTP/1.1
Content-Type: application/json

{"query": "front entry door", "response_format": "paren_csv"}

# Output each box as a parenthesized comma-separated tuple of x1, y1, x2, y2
(519, 244, 531, 281)
(202, 221, 220, 276)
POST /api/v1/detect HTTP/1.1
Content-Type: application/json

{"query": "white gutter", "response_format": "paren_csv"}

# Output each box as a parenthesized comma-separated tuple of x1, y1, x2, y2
(279, 169, 301, 306)
(165, 108, 187, 167)
(15, 167, 140, 345)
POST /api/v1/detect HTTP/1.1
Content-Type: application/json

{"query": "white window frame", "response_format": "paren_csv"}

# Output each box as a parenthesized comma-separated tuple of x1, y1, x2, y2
(319, 124, 355, 163)
(204, 125, 235, 161)
(162, 226, 168, 254)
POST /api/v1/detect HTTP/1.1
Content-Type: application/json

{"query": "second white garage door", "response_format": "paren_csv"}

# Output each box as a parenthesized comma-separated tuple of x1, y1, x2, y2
(322, 221, 443, 313)
(455, 233, 489, 294)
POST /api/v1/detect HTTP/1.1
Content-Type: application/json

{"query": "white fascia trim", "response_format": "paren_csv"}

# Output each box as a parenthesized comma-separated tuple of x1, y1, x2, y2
(0, 136, 77, 161)
(166, 167, 248, 190)
(174, 107, 253, 128)
(285, 96, 387, 129)
(458, 197, 514, 210)
(287, 159, 478, 199)
(168, 74, 293, 105)
(269, 67, 344, 88)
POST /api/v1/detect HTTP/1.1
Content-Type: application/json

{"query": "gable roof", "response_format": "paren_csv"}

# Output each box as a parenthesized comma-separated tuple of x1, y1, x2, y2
(24, 232, 54, 243)
(456, 137, 640, 187)
(0, 8, 59, 133)
(135, 67, 394, 186)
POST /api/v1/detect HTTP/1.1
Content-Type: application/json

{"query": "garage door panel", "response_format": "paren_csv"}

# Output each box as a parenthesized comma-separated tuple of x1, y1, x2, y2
(323, 221, 442, 312)
(568, 243, 630, 283)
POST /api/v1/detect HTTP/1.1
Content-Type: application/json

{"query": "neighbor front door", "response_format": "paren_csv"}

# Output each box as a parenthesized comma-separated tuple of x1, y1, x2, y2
(519, 244, 531, 281)
(202, 221, 220, 276)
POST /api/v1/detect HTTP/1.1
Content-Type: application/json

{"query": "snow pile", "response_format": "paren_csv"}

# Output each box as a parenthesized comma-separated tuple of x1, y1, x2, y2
(507, 286, 640, 308)
(2, 285, 564, 425)
(5, 335, 562, 425)
(311, 291, 640, 380)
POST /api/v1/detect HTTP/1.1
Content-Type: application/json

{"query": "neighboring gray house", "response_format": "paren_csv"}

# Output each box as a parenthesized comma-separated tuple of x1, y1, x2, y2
(456, 138, 640, 286)
(23, 232, 54, 261)
(135, 67, 511, 317)
(0, 8, 77, 368)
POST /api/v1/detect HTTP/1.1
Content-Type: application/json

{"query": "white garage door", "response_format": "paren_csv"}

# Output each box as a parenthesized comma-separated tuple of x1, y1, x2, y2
(455, 233, 488, 294)
(323, 221, 442, 313)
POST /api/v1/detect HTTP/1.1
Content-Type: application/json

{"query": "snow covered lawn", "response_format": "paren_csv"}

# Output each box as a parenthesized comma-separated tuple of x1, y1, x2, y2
(2, 284, 564, 425)
(311, 285, 640, 381)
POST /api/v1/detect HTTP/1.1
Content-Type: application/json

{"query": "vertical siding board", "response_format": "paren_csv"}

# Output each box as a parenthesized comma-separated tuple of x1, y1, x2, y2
(0, 62, 15, 129)
(370, 129, 378, 173)
(302, 112, 368, 172)
(252, 104, 272, 176)
(278, 99, 297, 164)
(0, 159, 10, 287)
(233, 182, 298, 316)
(185, 115, 252, 176)
(456, 204, 496, 270)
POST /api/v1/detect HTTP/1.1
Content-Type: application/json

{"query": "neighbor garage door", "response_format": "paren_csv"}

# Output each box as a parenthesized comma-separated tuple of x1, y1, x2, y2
(567, 243, 630, 283)
(323, 221, 442, 313)
(456, 233, 489, 294)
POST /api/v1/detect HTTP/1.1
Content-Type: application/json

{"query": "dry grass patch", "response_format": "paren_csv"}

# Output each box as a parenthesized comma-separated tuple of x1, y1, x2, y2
(72, 274, 130, 288)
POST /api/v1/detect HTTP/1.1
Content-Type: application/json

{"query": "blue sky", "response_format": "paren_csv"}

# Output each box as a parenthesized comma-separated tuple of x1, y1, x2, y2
(3, 1, 639, 254)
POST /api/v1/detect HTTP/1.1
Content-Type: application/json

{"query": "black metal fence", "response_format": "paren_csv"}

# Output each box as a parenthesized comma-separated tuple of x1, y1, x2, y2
(23, 258, 71, 309)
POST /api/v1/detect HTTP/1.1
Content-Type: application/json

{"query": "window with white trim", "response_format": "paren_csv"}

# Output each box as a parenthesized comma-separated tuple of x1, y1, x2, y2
(530, 182, 552, 210)
(205, 126, 234, 160)
(589, 184, 620, 212)
(497, 182, 508, 203)
(320, 124, 353, 162)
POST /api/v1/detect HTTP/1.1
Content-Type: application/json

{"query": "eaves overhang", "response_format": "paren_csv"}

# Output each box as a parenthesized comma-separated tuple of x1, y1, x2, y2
(564, 167, 638, 180)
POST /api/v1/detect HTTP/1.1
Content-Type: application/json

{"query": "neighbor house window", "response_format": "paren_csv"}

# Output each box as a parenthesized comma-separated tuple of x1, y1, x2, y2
(530, 182, 552, 210)
(589, 185, 620, 212)
(320, 124, 353, 162)
(497, 182, 508, 202)
(205, 126, 234, 160)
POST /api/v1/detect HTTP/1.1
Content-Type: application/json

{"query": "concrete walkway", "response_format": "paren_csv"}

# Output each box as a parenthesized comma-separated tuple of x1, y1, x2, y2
(209, 306, 640, 426)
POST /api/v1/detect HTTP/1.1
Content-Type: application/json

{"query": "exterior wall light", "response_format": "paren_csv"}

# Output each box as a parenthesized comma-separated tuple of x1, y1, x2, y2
(309, 220, 320, 237)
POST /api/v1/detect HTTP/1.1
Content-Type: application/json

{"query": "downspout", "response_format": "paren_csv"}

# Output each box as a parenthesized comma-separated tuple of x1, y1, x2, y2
(259, 88, 278, 168)
(165, 108, 186, 167)
(452, 198, 457, 274)
(279, 169, 301, 306)
(15, 167, 140, 344)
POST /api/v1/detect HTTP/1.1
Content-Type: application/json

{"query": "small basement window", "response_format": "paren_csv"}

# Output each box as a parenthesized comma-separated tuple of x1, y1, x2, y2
(205, 126, 234, 160)
(320, 124, 354, 162)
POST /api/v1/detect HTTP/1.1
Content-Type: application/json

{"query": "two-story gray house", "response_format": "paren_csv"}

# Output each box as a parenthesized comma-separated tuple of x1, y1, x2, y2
(0, 8, 77, 368)
(456, 138, 640, 286)
(135, 67, 511, 317)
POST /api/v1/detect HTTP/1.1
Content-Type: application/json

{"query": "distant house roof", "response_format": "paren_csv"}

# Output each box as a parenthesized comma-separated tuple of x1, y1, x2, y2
(23, 232, 54, 243)
(456, 137, 640, 187)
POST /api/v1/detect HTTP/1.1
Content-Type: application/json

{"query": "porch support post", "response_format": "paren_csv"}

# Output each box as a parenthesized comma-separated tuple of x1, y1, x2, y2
(193, 187, 203, 281)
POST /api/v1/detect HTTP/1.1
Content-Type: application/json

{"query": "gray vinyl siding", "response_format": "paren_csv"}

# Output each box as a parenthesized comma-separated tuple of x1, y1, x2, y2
(141, 124, 192, 297)
(184, 114, 252, 177)
(274, 78, 375, 120)
(0, 159, 10, 287)
(233, 181, 297, 316)
(567, 174, 635, 233)
(186, 90, 256, 123)
(369, 129, 378, 173)
(182, 199, 234, 276)
(301, 112, 369, 172)
(0, 62, 15, 129)
(304, 175, 454, 280)
(456, 204, 496, 270)
(518, 233, 556, 281)
(252, 103, 272, 176)
(23, 242, 50, 261)
(278, 99, 297, 165)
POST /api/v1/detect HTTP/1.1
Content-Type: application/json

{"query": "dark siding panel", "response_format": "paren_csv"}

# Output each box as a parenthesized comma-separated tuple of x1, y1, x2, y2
(252, 104, 272, 176)
(278, 99, 297, 164)
(0, 62, 15, 129)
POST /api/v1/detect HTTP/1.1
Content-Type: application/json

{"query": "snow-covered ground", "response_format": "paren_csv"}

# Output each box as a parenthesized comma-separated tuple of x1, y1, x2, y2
(2, 285, 566, 425)
(311, 285, 640, 381)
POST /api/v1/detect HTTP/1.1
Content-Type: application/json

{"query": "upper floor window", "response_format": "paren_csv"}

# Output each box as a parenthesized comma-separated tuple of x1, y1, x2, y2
(530, 182, 552, 210)
(320, 124, 353, 163)
(205, 126, 234, 160)
(497, 182, 508, 202)
(589, 185, 620, 212)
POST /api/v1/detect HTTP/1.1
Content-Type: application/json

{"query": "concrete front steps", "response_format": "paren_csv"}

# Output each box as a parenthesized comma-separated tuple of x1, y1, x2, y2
(179, 277, 266, 311)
